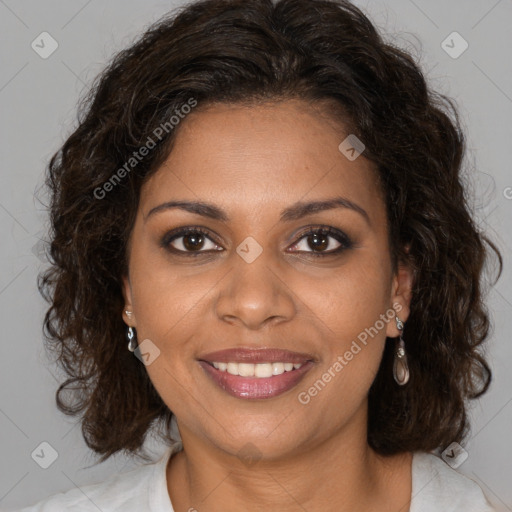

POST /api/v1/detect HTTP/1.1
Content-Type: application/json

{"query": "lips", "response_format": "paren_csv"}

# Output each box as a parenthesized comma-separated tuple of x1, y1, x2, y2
(197, 348, 316, 399)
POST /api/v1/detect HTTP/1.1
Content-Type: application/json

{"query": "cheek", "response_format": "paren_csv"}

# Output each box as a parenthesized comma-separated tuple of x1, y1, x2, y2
(127, 249, 211, 411)
(294, 272, 392, 422)
(127, 236, 215, 341)
(294, 249, 392, 388)
(297, 249, 392, 340)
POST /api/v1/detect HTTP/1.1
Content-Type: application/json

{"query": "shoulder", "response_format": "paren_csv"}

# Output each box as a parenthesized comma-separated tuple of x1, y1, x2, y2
(12, 445, 179, 512)
(410, 451, 495, 512)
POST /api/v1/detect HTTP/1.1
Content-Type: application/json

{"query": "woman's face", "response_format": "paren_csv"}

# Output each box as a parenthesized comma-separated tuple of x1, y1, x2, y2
(122, 100, 412, 460)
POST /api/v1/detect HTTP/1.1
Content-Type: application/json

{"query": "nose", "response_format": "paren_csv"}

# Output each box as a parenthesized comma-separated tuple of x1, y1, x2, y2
(214, 250, 296, 331)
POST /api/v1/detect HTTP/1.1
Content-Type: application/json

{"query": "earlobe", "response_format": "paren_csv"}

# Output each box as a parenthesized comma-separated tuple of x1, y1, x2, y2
(121, 275, 136, 326)
(395, 262, 414, 307)
(386, 260, 414, 338)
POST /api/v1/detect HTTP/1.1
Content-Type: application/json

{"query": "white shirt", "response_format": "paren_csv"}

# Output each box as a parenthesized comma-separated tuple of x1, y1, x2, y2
(12, 443, 495, 511)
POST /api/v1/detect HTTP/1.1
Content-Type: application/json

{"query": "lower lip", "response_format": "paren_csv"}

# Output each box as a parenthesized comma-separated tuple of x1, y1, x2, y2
(198, 361, 314, 399)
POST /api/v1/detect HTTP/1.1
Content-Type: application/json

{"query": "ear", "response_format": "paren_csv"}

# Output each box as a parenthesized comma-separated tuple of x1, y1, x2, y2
(121, 274, 137, 327)
(385, 252, 414, 338)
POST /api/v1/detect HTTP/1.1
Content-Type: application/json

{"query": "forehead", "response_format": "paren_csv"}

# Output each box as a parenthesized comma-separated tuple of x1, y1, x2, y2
(140, 100, 384, 225)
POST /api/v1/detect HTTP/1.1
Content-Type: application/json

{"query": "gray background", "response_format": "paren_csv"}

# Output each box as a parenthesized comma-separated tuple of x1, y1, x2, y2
(1, 0, 511, 510)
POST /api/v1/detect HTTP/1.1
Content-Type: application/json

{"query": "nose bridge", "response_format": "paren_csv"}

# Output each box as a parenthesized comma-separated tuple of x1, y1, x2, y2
(214, 239, 295, 329)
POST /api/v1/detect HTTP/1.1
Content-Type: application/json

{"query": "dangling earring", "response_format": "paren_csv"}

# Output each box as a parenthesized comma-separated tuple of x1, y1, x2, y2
(127, 326, 138, 352)
(393, 316, 410, 385)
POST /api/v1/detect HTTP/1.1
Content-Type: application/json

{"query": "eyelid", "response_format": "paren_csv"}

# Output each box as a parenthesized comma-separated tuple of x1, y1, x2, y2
(161, 226, 222, 253)
(291, 225, 352, 246)
(287, 225, 353, 255)
(161, 225, 353, 256)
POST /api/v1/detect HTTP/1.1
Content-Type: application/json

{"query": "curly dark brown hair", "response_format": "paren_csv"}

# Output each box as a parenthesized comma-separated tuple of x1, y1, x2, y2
(38, 0, 503, 463)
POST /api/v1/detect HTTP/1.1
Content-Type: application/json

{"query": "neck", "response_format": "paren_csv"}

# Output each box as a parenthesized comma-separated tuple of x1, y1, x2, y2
(166, 411, 412, 512)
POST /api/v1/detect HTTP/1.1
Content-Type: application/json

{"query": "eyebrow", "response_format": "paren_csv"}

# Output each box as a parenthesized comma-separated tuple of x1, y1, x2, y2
(145, 196, 370, 225)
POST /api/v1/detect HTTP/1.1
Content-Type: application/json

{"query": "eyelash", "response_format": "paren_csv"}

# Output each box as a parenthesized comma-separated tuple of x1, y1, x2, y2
(161, 225, 353, 258)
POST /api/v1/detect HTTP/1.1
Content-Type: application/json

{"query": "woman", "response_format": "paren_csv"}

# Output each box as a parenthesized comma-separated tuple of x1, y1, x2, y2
(20, 0, 501, 510)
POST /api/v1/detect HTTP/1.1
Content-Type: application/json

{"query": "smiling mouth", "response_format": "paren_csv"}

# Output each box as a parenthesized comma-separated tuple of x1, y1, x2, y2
(197, 348, 315, 399)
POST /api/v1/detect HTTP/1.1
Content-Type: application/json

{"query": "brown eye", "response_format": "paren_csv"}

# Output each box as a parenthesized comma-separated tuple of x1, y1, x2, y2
(182, 232, 206, 251)
(289, 227, 353, 256)
(305, 232, 330, 252)
(162, 228, 222, 254)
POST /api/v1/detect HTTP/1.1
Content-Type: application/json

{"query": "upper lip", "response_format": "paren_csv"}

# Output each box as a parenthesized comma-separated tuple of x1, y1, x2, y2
(198, 348, 315, 364)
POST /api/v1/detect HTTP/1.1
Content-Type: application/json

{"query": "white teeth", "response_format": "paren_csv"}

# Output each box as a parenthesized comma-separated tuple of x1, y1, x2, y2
(227, 362, 239, 375)
(255, 363, 274, 378)
(211, 361, 303, 377)
(238, 363, 255, 377)
(272, 362, 284, 375)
